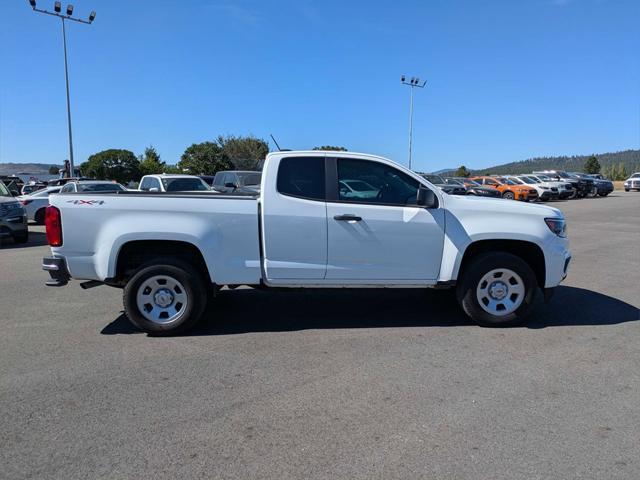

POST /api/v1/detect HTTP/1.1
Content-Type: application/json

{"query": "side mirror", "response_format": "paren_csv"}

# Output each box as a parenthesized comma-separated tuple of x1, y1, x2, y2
(224, 182, 237, 189)
(417, 187, 438, 208)
(149, 187, 159, 192)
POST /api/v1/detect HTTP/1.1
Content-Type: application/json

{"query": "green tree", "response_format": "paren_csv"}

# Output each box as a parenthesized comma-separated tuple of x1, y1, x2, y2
(312, 145, 348, 151)
(454, 165, 471, 177)
(583, 155, 601, 174)
(138, 146, 166, 177)
(178, 141, 232, 175)
(616, 162, 628, 181)
(218, 135, 269, 170)
(80, 149, 140, 184)
(48, 165, 61, 175)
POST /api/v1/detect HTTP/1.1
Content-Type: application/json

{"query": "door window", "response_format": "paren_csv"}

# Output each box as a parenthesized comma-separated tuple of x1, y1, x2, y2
(336, 158, 419, 206)
(277, 157, 325, 201)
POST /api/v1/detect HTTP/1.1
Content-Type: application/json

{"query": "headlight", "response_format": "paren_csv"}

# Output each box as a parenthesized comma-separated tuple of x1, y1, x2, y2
(545, 217, 567, 238)
(540, 186, 549, 190)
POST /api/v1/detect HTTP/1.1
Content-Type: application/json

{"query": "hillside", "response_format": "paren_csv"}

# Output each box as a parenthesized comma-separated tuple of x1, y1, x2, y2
(463, 149, 640, 176)
(0, 162, 60, 175)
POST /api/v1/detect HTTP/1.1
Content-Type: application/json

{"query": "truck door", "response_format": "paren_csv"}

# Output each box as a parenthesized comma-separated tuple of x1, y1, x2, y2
(325, 157, 445, 281)
(262, 156, 328, 279)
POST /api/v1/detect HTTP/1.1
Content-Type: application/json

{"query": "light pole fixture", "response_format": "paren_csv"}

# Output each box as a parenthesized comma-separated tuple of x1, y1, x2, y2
(400, 75, 427, 170)
(28, 0, 97, 178)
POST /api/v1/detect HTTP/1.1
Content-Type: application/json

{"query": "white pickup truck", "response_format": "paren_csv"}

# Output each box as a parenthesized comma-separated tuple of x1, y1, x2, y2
(43, 151, 571, 335)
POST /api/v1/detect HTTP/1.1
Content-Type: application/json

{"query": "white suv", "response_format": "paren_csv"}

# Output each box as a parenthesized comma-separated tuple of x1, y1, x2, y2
(624, 173, 640, 192)
(139, 174, 211, 192)
(528, 174, 575, 199)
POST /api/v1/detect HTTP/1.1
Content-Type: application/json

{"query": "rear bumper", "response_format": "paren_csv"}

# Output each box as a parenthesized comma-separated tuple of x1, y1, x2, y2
(0, 215, 28, 237)
(43, 256, 71, 287)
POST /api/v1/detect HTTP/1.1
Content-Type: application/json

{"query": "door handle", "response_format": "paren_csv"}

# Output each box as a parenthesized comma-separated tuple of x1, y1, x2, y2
(334, 214, 362, 222)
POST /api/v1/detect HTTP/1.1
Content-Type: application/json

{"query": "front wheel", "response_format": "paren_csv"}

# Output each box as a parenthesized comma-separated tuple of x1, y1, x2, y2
(502, 191, 515, 200)
(457, 252, 538, 327)
(123, 260, 208, 335)
(586, 186, 598, 198)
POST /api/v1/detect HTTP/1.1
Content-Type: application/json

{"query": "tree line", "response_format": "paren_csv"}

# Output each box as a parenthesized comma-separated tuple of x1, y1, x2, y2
(78, 137, 350, 184)
(78, 135, 271, 184)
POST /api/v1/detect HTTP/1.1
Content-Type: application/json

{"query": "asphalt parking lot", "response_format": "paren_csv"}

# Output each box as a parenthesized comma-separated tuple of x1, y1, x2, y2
(1, 193, 639, 480)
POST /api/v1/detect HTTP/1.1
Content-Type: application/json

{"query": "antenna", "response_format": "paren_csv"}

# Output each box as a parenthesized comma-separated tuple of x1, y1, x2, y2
(270, 134, 283, 151)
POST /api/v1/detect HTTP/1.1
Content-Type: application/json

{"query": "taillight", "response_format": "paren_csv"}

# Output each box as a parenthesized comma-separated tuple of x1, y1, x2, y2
(45, 206, 63, 247)
(20, 200, 33, 205)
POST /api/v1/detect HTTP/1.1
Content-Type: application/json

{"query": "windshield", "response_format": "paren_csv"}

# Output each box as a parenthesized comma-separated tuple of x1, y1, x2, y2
(162, 177, 210, 192)
(444, 178, 463, 186)
(497, 177, 517, 185)
(77, 183, 125, 192)
(238, 173, 261, 186)
(519, 177, 537, 184)
(423, 174, 444, 184)
(554, 171, 570, 178)
(463, 179, 481, 187)
(631, 173, 640, 178)
(536, 175, 551, 181)
(508, 177, 524, 184)
(0, 181, 11, 197)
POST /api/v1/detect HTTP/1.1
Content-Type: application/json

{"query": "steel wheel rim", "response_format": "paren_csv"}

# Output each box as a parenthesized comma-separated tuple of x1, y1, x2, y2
(136, 275, 188, 325)
(476, 268, 525, 316)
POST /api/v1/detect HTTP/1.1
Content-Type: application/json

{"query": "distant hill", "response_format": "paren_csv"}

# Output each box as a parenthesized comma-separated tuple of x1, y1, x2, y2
(0, 162, 60, 176)
(437, 149, 640, 177)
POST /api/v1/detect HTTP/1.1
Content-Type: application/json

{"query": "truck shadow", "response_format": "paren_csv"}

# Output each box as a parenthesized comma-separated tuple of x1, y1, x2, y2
(0, 231, 48, 249)
(100, 285, 638, 336)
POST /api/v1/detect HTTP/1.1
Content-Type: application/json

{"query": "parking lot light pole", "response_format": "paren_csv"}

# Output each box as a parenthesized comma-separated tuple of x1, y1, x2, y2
(400, 75, 427, 170)
(28, 1, 97, 178)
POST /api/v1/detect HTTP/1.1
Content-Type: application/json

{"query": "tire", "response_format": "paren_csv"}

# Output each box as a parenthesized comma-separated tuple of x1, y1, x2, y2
(34, 208, 46, 225)
(456, 252, 538, 327)
(123, 260, 208, 335)
(586, 186, 598, 198)
(624, 189, 629, 192)
(598, 192, 610, 197)
(502, 191, 515, 200)
(13, 230, 29, 244)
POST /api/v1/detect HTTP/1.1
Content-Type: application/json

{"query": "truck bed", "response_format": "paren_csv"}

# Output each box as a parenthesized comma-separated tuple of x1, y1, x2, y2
(48, 191, 262, 285)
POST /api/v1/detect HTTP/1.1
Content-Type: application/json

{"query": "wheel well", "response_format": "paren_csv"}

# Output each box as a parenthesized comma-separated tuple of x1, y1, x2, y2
(458, 240, 545, 288)
(114, 240, 210, 284)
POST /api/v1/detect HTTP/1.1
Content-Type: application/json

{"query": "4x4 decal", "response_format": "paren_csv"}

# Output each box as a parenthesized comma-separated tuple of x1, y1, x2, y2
(66, 200, 105, 205)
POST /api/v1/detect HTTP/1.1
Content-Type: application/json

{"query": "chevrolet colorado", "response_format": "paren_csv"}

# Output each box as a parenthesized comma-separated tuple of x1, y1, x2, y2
(42, 151, 571, 335)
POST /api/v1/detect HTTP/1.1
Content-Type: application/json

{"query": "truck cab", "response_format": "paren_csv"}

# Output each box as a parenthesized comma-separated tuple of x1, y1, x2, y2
(43, 151, 571, 335)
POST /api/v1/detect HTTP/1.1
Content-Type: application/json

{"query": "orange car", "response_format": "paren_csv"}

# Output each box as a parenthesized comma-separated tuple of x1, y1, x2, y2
(470, 176, 538, 201)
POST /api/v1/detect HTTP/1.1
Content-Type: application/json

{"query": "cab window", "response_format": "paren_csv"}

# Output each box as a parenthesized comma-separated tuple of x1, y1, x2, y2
(277, 157, 325, 200)
(336, 158, 419, 206)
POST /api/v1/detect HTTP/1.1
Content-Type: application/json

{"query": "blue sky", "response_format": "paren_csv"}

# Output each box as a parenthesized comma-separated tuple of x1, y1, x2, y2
(1, 0, 638, 172)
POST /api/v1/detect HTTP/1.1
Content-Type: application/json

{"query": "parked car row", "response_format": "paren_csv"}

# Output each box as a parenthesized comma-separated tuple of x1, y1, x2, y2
(422, 170, 616, 202)
(0, 180, 29, 243)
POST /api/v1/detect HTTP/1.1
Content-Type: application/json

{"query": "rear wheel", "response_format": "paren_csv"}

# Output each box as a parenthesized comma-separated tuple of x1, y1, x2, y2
(457, 252, 538, 327)
(123, 260, 207, 335)
(502, 191, 515, 200)
(34, 208, 46, 225)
